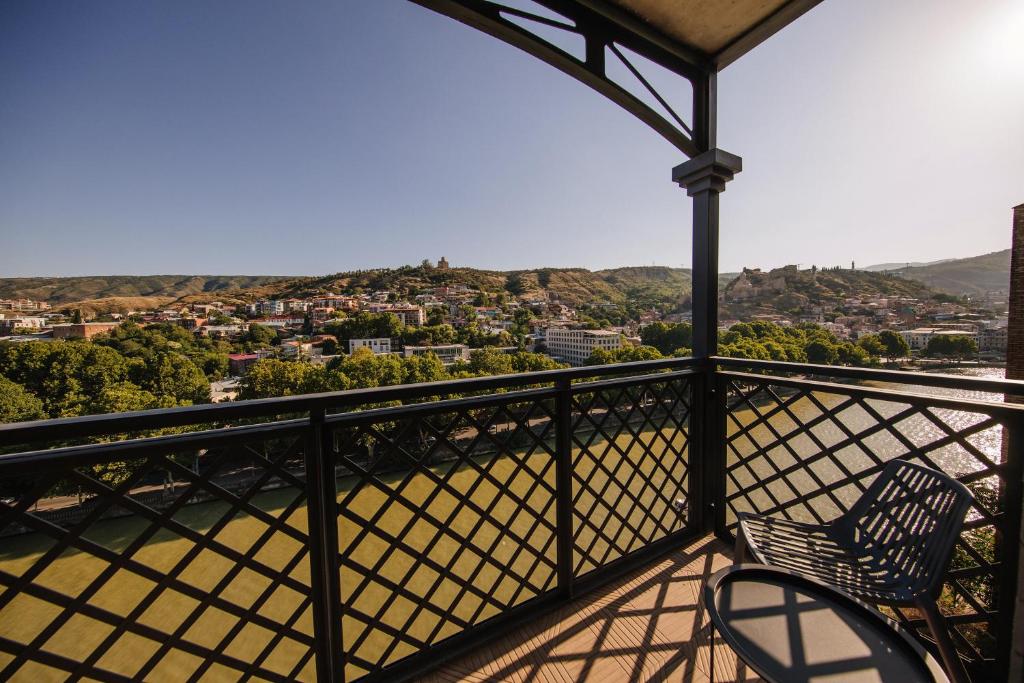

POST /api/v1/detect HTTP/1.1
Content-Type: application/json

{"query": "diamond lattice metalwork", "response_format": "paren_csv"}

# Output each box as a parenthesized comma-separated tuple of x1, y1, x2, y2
(0, 430, 316, 681)
(328, 394, 559, 680)
(722, 375, 1012, 671)
(570, 376, 692, 577)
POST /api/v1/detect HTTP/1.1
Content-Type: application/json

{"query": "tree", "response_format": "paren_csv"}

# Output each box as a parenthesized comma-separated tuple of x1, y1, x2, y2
(805, 340, 839, 365)
(426, 307, 446, 326)
(244, 323, 277, 347)
(877, 330, 910, 364)
(0, 376, 44, 423)
(640, 322, 693, 356)
(586, 345, 663, 365)
(323, 312, 404, 343)
(141, 353, 210, 405)
(239, 359, 335, 399)
(465, 348, 515, 376)
(857, 334, 886, 358)
(926, 334, 978, 361)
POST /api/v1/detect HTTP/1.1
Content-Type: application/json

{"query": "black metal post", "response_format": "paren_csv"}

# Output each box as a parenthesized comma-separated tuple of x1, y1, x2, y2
(305, 408, 344, 682)
(555, 378, 575, 599)
(673, 88, 740, 533)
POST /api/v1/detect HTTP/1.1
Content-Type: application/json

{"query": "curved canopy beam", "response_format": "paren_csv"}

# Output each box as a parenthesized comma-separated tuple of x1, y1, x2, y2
(409, 0, 701, 158)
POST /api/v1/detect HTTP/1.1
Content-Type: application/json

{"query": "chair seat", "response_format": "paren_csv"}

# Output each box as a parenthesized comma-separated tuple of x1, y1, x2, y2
(738, 512, 918, 604)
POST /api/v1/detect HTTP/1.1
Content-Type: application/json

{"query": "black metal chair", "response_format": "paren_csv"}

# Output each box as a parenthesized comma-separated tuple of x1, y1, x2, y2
(734, 459, 975, 683)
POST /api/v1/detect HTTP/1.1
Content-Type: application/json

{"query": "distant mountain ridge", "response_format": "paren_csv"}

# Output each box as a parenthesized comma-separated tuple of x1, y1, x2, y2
(864, 250, 1010, 298)
(0, 275, 297, 305)
(0, 248, 1009, 314)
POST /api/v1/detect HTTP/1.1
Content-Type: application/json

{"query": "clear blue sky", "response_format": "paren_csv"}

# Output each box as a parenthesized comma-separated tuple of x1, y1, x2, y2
(1, 0, 1022, 277)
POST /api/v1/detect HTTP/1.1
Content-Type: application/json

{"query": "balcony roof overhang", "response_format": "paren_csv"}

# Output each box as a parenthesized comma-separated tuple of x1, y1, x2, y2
(600, 0, 823, 70)
(411, 0, 823, 157)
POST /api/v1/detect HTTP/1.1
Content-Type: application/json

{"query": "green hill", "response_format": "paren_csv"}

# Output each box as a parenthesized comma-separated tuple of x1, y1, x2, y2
(879, 250, 1010, 297)
(0, 275, 297, 306)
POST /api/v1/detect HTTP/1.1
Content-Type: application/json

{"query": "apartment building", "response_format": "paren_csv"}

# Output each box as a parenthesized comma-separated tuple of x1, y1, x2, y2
(390, 307, 426, 327)
(349, 338, 392, 355)
(544, 328, 622, 366)
(899, 327, 979, 351)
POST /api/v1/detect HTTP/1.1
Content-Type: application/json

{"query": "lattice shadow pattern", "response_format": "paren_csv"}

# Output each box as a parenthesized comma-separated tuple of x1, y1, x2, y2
(329, 394, 559, 680)
(722, 376, 1012, 674)
(571, 376, 692, 577)
(0, 430, 316, 681)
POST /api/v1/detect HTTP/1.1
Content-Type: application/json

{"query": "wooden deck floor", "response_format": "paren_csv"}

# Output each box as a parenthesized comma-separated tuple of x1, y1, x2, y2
(417, 535, 762, 683)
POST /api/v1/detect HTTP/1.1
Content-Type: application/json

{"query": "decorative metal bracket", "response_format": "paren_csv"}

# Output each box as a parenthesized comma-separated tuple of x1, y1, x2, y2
(409, 0, 705, 157)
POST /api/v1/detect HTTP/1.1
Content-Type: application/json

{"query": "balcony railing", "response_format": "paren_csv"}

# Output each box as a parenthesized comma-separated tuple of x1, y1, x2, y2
(0, 357, 1020, 681)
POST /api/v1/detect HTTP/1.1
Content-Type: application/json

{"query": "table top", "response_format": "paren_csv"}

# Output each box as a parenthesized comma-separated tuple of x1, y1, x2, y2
(704, 564, 949, 683)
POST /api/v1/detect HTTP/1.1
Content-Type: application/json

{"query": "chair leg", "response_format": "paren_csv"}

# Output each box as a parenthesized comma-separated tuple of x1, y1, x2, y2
(917, 598, 971, 683)
(734, 524, 749, 565)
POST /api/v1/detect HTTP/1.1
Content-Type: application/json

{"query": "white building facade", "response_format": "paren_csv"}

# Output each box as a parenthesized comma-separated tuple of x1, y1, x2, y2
(349, 338, 392, 355)
(544, 328, 622, 366)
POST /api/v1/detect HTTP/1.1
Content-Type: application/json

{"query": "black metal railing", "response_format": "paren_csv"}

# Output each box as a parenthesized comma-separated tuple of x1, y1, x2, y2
(713, 357, 1024, 682)
(1, 356, 1021, 681)
(0, 358, 697, 682)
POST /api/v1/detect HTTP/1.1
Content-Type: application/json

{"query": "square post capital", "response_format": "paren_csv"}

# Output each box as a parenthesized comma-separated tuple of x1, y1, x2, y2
(672, 148, 742, 196)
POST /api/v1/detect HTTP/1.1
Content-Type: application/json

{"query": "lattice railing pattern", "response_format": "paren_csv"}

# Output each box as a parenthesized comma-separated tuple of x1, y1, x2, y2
(329, 394, 559, 680)
(570, 376, 692, 577)
(722, 375, 1013, 671)
(0, 430, 315, 681)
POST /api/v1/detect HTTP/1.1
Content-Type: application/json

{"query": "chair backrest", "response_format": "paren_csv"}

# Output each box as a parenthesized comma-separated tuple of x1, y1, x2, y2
(841, 459, 975, 597)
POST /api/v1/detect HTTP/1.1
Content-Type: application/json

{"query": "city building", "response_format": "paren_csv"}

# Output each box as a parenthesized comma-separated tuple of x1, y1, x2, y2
(544, 328, 622, 366)
(403, 344, 470, 365)
(227, 350, 273, 376)
(981, 326, 1008, 353)
(389, 307, 426, 327)
(0, 299, 51, 312)
(0, 316, 48, 335)
(50, 322, 120, 340)
(349, 338, 392, 355)
(899, 327, 979, 351)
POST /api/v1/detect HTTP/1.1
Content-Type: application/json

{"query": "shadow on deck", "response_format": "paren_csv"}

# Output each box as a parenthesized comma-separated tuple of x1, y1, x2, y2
(418, 535, 760, 683)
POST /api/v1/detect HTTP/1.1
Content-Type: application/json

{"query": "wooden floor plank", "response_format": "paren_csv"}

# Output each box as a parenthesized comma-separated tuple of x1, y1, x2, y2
(415, 535, 763, 683)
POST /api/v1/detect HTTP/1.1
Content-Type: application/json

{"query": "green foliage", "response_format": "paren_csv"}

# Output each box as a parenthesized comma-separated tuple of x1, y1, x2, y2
(586, 345, 663, 366)
(403, 324, 458, 346)
(640, 322, 692, 356)
(97, 322, 233, 380)
(717, 321, 878, 367)
(0, 337, 210, 421)
(925, 334, 978, 359)
(238, 359, 336, 399)
(877, 330, 910, 362)
(322, 312, 404, 343)
(243, 323, 277, 348)
(0, 376, 45, 422)
(857, 334, 886, 357)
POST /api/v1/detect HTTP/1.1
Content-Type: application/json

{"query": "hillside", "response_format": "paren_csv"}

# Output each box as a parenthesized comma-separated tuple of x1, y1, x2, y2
(0, 275, 297, 306)
(0, 267, 694, 313)
(283, 265, 693, 309)
(720, 265, 941, 317)
(879, 250, 1010, 297)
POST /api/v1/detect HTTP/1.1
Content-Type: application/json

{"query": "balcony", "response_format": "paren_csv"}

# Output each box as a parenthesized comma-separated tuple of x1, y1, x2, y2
(0, 359, 1020, 682)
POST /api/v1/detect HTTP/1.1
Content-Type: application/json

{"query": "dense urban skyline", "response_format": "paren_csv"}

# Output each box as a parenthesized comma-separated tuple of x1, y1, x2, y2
(1, 0, 1022, 277)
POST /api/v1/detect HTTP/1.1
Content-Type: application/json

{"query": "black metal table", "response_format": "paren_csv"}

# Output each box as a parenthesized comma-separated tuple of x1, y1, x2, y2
(704, 565, 949, 683)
